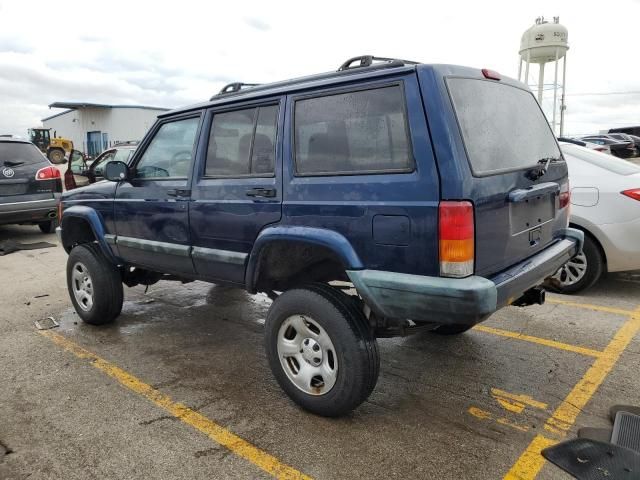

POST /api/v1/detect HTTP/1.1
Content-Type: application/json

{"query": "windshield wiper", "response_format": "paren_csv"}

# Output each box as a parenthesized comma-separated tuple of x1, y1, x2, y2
(3, 160, 24, 167)
(527, 157, 561, 180)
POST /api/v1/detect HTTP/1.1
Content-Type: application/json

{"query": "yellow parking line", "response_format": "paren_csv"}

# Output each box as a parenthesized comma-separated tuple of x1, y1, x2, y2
(474, 325, 602, 358)
(40, 330, 312, 480)
(546, 297, 634, 316)
(503, 308, 640, 480)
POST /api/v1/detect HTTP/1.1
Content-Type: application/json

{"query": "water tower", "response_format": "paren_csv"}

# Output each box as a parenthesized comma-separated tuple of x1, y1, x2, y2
(518, 16, 569, 135)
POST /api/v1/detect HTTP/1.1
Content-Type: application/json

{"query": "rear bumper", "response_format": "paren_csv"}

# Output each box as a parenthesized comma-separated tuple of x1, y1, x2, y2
(0, 197, 59, 225)
(348, 228, 583, 327)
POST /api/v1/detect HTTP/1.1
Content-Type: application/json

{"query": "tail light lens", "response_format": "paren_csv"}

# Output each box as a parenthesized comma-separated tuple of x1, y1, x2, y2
(35, 166, 61, 180)
(439, 201, 474, 278)
(559, 181, 570, 209)
(622, 188, 640, 201)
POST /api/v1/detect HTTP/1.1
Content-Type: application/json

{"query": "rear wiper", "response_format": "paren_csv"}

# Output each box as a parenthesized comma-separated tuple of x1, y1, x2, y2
(527, 157, 561, 180)
(3, 160, 24, 167)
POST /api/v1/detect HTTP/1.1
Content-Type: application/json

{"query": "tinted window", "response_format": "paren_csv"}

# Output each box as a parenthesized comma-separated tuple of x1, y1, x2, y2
(135, 117, 200, 179)
(206, 105, 278, 177)
(294, 86, 412, 175)
(448, 78, 561, 176)
(562, 144, 640, 176)
(0, 142, 47, 166)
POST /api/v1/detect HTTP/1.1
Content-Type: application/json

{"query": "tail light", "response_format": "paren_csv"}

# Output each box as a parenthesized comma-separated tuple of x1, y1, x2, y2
(439, 201, 474, 278)
(559, 181, 570, 209)
(622, 188, 640, 201)
(64, 168, 77, 190)
(35, 166, 61, 180)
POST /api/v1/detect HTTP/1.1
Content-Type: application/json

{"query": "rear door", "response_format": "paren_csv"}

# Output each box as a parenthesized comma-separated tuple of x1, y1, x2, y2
(419, 67, 570, 277)
(0, 141, 58, 206)
(189, 99, 283, 284)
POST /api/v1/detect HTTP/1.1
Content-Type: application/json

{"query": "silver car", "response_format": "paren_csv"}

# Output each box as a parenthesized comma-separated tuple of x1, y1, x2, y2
(551, 142, 640, 293)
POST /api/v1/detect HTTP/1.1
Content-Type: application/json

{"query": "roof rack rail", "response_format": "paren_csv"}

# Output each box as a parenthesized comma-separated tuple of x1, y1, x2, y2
(212, 82, 261, 100)
(337, 55, 419, 72)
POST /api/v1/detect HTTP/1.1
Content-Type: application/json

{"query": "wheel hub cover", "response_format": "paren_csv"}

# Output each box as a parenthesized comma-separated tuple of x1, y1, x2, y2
(301, 337, 322, 365)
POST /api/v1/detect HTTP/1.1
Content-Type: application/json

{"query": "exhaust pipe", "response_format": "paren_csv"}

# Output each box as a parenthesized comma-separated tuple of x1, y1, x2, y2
(512, 287, 546, 307)
(47, 211, 57, 219)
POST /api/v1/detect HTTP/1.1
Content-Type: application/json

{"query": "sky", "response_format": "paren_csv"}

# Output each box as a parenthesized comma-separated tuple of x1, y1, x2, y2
(1, 0, 639, 138)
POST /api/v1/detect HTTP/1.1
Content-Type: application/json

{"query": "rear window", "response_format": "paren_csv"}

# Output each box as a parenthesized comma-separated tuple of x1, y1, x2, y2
(0, 142, 47, 166)
(294, 85, 413, 175)
(448, 78, 561, 176)
(562, 144, 640, 175)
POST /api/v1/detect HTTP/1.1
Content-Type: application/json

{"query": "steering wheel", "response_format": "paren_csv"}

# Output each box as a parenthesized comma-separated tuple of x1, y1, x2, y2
(136, 165, 170, 178)
(172, 151, 192, 162)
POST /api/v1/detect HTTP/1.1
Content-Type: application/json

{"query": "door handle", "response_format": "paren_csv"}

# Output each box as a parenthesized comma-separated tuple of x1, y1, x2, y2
(246, 188, 276, 198)
(167, 189, 191, 198)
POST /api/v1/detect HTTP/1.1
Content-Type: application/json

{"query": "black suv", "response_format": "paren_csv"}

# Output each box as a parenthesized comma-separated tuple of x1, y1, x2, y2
(0, 138, 62, 233)
(58, 57, 582, 416)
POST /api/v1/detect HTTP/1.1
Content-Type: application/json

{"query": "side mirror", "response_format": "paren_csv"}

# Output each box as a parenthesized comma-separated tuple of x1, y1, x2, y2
(104, 161, 129, 182)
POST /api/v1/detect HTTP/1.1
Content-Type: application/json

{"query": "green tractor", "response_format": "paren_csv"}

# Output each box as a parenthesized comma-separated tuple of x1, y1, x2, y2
(28, 128, 74, 164)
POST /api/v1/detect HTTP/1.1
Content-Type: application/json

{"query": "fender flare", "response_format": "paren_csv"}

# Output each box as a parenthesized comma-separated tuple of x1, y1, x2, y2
(60, 205, 118, 264)
(245, 226, 363, 293)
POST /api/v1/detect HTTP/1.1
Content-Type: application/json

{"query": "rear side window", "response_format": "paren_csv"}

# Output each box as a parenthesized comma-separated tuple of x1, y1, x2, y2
(562, 144, 640, 175)
(448, 78, 561, 176)
(294, 85, 413, 175)
(205, 105, 278, 177)
(0, 142, 47, 166)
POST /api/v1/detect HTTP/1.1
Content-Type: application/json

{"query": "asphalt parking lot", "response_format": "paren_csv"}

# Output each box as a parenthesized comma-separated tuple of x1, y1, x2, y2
(1, 225, 639, 480)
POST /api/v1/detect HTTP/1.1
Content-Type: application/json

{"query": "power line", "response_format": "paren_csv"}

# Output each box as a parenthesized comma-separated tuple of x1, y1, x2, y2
(566, 91, 640, 97)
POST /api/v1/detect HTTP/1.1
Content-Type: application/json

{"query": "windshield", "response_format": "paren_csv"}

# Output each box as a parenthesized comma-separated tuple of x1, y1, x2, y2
(0, 142, 47, 165)
(448, 78, 561, 176)
(561, 144, 640, 176)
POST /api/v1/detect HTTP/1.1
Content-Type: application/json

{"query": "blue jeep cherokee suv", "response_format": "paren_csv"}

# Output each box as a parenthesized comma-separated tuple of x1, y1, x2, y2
(58, 56, 582, 416)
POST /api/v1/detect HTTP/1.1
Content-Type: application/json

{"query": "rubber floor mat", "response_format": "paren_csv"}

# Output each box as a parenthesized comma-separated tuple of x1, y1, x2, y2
(578, 427, 613, 443)
(613, 412, 640, 453)
(542, 438, 640, 479)
(0, 240, 56, 255)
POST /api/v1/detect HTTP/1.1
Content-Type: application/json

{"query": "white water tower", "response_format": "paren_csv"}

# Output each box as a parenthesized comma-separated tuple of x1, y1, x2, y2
(518, 16, 569, 135)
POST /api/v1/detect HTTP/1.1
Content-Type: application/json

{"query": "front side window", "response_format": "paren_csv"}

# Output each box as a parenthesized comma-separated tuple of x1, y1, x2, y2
(294, 85, 413, 175)
(135, 117, 200, 179)
(205, 105, 278, 177)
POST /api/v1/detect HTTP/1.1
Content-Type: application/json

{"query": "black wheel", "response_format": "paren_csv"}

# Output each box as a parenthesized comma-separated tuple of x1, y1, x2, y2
(47, 148, 65, 164)
(430, 324, 473, 335)
(548, 235, 604, 294)
(265, 283, 379, 417)
(66, 243, 123, 325)
(38, 219, 57, 234)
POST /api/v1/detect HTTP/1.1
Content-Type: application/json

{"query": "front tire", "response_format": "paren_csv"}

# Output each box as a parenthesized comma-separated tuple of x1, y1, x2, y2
(265, 284, 379, 417)
(67, 244, 123, 325)
(47, 148, 65, 164)
(549, 235, 604, 294)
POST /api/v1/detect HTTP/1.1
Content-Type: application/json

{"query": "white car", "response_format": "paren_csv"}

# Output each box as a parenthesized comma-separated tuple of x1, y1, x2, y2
(550, 142, 640, 293)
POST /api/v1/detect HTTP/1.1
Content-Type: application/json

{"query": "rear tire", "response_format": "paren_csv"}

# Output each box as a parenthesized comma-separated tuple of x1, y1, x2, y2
(38, 219, 57, 234)
(548, 235, 604, 294)
(430, 324, 473, 335)
(67, 244, 123, 325)
(265, 283, 379, 417)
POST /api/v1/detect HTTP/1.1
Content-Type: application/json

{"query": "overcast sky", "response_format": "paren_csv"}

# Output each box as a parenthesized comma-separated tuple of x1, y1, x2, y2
(1, 0, 639, 138)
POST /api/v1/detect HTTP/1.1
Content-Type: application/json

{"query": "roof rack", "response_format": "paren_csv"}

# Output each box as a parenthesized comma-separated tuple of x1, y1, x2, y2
(212, 82, 261, 100)
(337, 55, 419, 72)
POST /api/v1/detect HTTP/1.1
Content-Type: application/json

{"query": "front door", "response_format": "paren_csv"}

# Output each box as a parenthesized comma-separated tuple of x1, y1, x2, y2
(113, 114, 202, 275)
(190, 100, 283, 284)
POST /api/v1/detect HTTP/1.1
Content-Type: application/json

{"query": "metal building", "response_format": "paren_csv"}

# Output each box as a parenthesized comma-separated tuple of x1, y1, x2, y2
(42, 102, 169, 157)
